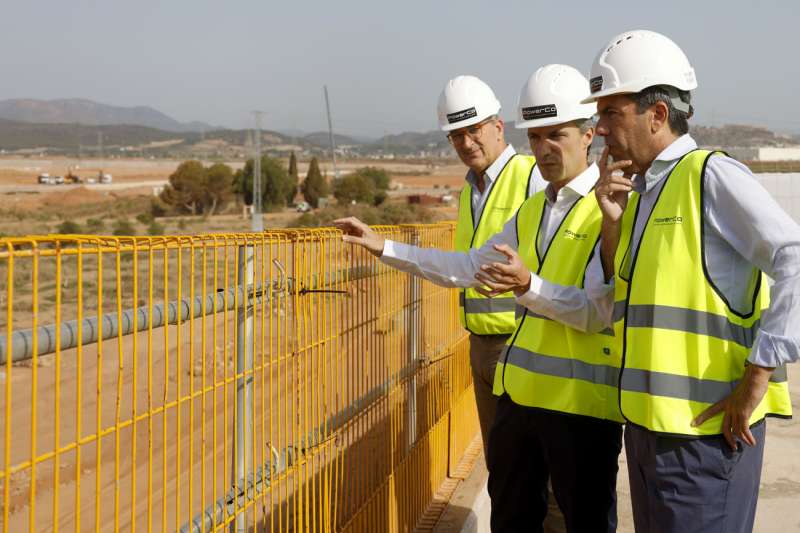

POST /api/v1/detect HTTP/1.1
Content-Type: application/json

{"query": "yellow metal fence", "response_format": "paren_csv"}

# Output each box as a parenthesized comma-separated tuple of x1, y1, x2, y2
(0, 224, 478, 532)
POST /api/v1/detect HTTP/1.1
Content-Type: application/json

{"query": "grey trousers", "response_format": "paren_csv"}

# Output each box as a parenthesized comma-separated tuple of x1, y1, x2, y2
(468, 333, 509, 462)
(625, 421, 766, 533)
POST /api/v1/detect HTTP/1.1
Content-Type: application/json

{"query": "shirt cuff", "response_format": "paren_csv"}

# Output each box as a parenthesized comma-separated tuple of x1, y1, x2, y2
(747, 329, 800, 367)
(381, 240, 407, 261)
(514, 273, 547, 312)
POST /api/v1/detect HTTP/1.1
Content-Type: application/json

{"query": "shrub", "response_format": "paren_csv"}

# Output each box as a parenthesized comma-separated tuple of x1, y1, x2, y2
(136, 212, 155, 225)
(294, 203, 436, 227)
(112, 219, 136, 236)
(56, 220, 83, 234)
(147, 221, 165, 236)
(85, 218, 104, 233)
(150, 197, 168, 217)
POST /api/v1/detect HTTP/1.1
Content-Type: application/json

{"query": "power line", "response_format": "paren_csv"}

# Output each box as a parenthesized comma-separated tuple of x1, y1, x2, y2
(252, 111, 265, 232)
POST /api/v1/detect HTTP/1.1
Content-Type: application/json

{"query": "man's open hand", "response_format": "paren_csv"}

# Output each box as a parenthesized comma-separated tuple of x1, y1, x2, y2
(473, 244, 531, 297)
(333, 217, 385, 257)
(691, 364, 773, 450)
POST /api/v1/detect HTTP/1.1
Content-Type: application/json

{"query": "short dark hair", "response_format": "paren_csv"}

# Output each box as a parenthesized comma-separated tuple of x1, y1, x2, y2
(574, 117, 594, 158)
(630, 85, 693, 135)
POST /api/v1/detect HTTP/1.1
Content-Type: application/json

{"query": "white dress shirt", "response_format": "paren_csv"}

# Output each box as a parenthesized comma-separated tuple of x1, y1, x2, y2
(525, 134, 800, 367)
(381, 163, 607, 331)
(465, 144, 545, 226)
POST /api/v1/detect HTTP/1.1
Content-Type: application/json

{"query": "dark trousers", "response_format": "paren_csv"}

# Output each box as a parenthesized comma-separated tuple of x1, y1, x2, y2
(487, 394, 623, 533)
(625, 421, 766, 533)
(469, 333, 510, 463)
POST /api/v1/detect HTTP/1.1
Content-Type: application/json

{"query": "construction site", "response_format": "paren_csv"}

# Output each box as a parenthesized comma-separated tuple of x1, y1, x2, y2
(2, 3, 800, 531)
(0, 157, 798, 532)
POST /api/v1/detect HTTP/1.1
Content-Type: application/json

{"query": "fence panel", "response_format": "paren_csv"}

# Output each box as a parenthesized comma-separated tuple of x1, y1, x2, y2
(0, 223, 474, 533)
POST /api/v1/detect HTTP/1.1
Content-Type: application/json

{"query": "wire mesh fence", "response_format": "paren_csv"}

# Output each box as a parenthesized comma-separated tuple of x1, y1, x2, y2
(0, 223, 477, 533)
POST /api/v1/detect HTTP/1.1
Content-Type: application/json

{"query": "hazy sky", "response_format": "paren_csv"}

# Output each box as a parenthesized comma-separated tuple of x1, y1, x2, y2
(2, 1, 798, 138)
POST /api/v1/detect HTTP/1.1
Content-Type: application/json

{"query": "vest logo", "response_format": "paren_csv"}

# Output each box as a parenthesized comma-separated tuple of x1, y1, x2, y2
(563, 229, 588, 240)
(590, 76, 603, 93)
(447, 107, 478, 124)
(521, 104, 558, 120)
(653, 215, 683, 226)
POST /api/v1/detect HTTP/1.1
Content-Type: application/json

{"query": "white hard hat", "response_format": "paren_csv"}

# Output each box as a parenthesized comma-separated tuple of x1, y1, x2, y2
(437, 75, 502, 132)
(582, 30, 697, 104)
(515, 64, 597, 129)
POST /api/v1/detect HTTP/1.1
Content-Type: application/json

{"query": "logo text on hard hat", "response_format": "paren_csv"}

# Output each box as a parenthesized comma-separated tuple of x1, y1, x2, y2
(447, 107, 478, 124)
(521, 104, 558, 120)
(590, 76, 603, 93)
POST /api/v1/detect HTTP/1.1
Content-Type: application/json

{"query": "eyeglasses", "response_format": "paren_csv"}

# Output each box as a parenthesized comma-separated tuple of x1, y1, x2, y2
(446, 118, 496, 145)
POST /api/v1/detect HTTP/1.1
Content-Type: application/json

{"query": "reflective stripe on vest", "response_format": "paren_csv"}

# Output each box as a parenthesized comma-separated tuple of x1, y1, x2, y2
(454, 154, 537, 335)
(614, 150, 792, 436)
(460, 292, 516, 314)
(494, 188, 624, 422)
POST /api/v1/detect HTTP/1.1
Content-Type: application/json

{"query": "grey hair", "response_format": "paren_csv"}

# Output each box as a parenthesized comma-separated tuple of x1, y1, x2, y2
(630, 85, 693, 135)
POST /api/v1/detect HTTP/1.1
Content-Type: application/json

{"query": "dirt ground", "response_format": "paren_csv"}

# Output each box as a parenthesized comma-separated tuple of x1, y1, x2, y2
(0, 157, 465, 188)
(0, 156, 466, 238)
(435, 370, 799, 533)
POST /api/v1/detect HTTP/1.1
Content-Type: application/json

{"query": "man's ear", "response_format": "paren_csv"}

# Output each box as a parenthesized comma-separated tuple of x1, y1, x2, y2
(650, 101, 669, 134)
(582, 126, 594, 150)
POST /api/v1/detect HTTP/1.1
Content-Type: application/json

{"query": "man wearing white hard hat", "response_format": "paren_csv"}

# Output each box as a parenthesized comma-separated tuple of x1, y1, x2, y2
(337, 65, 624, 532)
(522, 30, 799, 532)
(336, 75, 545, 461)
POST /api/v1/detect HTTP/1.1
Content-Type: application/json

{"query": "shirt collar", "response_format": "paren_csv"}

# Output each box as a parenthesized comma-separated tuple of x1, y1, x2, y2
(465, 144, 517, 188)
(544, 163, 599, 204)
(633, 134, 698, 193)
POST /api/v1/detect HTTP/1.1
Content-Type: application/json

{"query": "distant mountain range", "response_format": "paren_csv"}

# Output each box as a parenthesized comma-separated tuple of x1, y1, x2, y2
(0, 98, 216, 133)
(0, 98, 796, 156)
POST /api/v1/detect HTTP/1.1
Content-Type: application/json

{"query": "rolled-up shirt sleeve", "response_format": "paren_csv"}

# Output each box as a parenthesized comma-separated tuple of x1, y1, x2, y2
(704, 156, 800, 367)
(380, 216, 519, 288)
(515, 243, 615, 333)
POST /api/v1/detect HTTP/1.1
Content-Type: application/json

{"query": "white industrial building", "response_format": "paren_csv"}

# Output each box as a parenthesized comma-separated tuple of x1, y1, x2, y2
(728, 146, 800, 161)
(754, 173, 800, 222)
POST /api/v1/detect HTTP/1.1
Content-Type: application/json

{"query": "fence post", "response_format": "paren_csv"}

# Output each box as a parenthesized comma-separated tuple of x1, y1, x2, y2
(406, 230, 421, 450)
(233, 244, 255, 533)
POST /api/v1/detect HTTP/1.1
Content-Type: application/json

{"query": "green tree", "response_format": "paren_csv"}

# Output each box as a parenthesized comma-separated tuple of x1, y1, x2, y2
(233, 156, 294, 210)
(160, 160, 207, 215)
(159, 160, 235, 215)
(205, 163, 234, 215)
(301, 157, 329, 208)
(287, 151, 299, 204)
(352, 166, 391, 191)
(333, 174, 376, 205)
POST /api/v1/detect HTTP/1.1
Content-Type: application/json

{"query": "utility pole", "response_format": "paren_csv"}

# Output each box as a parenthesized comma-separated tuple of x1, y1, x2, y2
(252, 111, 265, 231)
(323, 85, 338, 179)
(97, 131, 104, 159)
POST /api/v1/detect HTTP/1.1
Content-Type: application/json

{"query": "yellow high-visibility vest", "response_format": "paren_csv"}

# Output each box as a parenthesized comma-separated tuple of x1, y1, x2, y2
(454, 154, 537, 335)
(614, 149, 792, 436)
(493, 189, 624, 422)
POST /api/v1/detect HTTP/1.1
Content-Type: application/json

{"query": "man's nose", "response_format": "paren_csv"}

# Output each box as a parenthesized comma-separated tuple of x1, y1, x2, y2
(595, 118, 610, 136)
